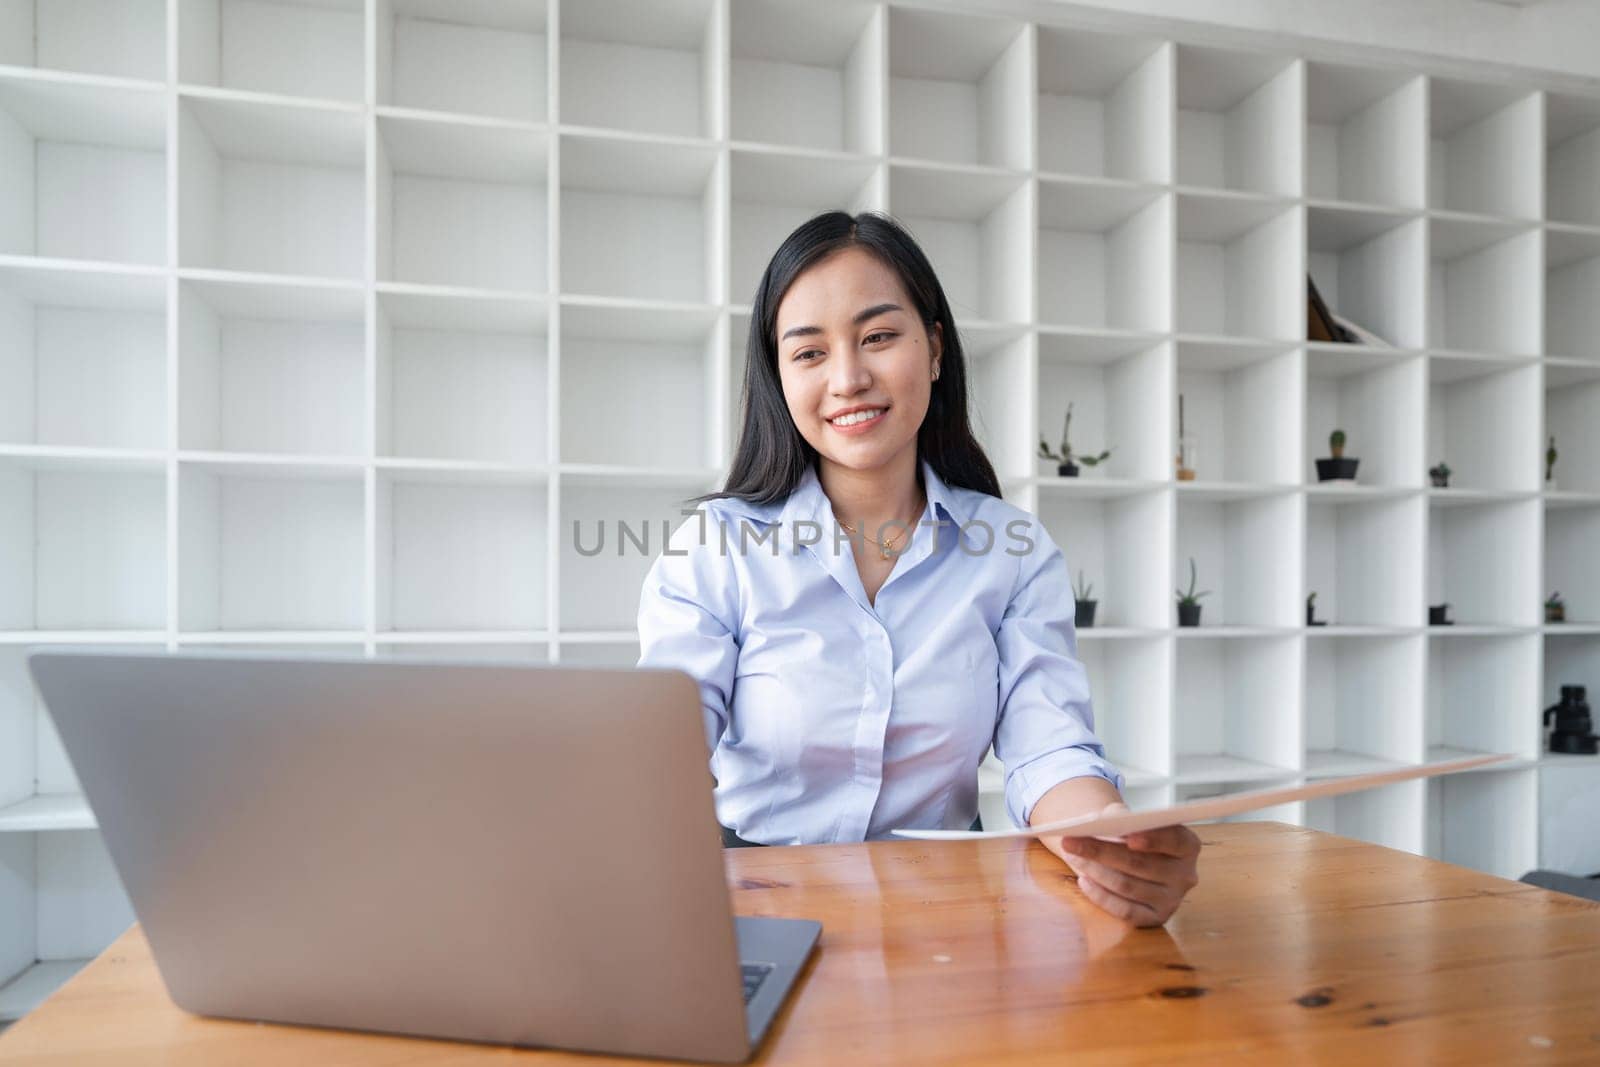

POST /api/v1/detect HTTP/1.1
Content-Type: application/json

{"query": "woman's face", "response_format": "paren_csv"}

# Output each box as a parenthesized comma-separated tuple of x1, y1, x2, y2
(773, 246, 942, 475)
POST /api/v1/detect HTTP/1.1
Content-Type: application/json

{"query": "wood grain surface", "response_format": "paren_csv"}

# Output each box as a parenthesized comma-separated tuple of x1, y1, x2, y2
(2, 822, 1598, 1065)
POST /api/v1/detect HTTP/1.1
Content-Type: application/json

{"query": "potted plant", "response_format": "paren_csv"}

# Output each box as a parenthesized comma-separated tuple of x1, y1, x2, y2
(1429, 462, 1451, 489)
(1175, 557, 1209, 627)
(1315, 429, 1359, 482)
(1429, 602, 1453, 626)
(1546, 591, 1566, 624)
(1306, 591, 1326, 626)
(1547, 435, 1559, 489)
(1073, 570, 1098, 629)
(1038, 402, 1111, 478)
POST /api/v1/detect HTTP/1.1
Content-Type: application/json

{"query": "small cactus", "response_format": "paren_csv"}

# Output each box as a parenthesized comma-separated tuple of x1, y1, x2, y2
(1329, 429, 1346, 459)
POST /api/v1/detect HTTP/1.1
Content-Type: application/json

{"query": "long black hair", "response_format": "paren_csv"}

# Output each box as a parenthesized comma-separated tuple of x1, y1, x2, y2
(694, 211, 1001, 509)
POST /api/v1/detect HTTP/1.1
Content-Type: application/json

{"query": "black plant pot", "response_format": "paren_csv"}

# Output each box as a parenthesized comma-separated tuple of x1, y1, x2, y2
(1177, 601, 1202, 627)
(1075, 600, 1097, 628)
(1057, 461, 1079, 477)
(1430, 473, 1450, 488)
(1315, 457, 1360, 482)
(1306, 604, 1326, 626)
(1429, 604, 1453, 626)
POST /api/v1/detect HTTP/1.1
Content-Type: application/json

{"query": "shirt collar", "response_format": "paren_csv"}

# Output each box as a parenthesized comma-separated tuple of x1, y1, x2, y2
(920, 459, 963, 528)
(759, 456, 962, 530)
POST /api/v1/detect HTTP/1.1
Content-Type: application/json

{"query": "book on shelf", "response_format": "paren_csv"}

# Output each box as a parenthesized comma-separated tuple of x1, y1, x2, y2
(1307, 274, 1354, 343)
(1328, 309, 1392, 347)
(1307, 274, 1392, 347)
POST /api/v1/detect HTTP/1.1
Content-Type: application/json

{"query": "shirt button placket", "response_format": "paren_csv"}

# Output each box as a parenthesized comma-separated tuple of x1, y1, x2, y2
(848, 620, 895, 841)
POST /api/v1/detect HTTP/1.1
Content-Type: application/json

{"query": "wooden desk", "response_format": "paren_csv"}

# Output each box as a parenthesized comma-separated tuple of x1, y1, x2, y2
(2, 822, 1598, 1065)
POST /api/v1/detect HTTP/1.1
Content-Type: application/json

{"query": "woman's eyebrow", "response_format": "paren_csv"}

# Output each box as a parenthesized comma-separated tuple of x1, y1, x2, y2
(779, 303, 903, 342)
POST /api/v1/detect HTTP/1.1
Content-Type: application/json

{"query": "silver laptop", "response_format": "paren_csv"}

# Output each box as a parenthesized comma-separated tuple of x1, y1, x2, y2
(27, 649, 820, 1063)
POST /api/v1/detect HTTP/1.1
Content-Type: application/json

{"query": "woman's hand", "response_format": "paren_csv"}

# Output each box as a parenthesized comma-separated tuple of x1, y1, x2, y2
(1050, 803, 1201, 927)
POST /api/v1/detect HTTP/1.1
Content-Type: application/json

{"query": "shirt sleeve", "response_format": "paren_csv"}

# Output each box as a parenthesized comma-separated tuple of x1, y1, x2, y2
(636, 505, 742, 756)
(992, 517, 1125, 829)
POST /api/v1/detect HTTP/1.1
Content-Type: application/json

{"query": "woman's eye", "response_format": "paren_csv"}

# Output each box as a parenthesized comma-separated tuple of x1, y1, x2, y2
(864, 331, 894, 345)
(794, 349, 821, 362)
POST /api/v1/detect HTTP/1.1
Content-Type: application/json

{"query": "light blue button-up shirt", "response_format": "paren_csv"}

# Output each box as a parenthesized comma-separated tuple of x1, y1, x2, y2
(635, 457, 1124, 844)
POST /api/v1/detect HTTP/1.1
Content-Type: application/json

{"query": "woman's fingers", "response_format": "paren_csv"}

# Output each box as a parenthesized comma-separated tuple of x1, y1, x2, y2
(1060, 835, 1181, 883)
(1058, 831, 1199, 926)
(1073, 868, 1162, 926)
(1052, 815, 1202, 926)
(1064, 853, 1169, 911)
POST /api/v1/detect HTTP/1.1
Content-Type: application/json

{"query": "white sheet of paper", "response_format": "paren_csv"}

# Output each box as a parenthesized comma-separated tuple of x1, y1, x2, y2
(892, 753, 1512, 841)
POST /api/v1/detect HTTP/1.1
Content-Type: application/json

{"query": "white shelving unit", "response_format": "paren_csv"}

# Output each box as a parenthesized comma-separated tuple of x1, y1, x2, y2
(4, 0, 1600, 1021)
(0, 72, 166, 266)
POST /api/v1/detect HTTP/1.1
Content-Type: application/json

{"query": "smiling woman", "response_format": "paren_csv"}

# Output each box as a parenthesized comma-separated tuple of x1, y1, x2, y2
(635, 211, 1201, 928)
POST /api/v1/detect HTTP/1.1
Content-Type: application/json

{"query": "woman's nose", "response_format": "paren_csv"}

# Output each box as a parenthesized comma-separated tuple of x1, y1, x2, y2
(828, 344, 873, 395)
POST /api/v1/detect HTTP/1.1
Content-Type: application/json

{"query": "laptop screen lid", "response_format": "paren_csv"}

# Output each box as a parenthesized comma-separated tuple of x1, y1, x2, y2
(27, 649, 755, 1063)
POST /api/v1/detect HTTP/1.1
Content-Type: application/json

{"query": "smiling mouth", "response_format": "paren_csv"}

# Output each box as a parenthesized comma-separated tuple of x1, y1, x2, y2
(829, 408, 887, 428)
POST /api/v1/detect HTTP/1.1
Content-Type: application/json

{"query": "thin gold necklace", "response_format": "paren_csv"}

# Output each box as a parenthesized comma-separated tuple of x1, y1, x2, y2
(836, 494, 926, 560)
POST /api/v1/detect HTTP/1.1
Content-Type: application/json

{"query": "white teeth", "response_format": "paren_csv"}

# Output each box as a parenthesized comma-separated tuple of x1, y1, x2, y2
(831, 408, 885, 427)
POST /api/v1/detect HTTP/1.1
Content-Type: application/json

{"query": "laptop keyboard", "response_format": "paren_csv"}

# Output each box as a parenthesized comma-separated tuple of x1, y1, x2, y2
(741, 963, 774, 1003)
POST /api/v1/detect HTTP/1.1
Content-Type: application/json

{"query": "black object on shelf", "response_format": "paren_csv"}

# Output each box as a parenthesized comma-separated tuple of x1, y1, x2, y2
(1072, 572, 1097, 628)
(1429, 603, 1453, 626)
(1316, 457, 1360, 481)
(1546, 593, 1566, 624)
(1317, 429, 1359, 482)
(1175, 557, 1207, 627)
(1545, 685, 1599, 755)
(1058, 461, 1079, 477)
